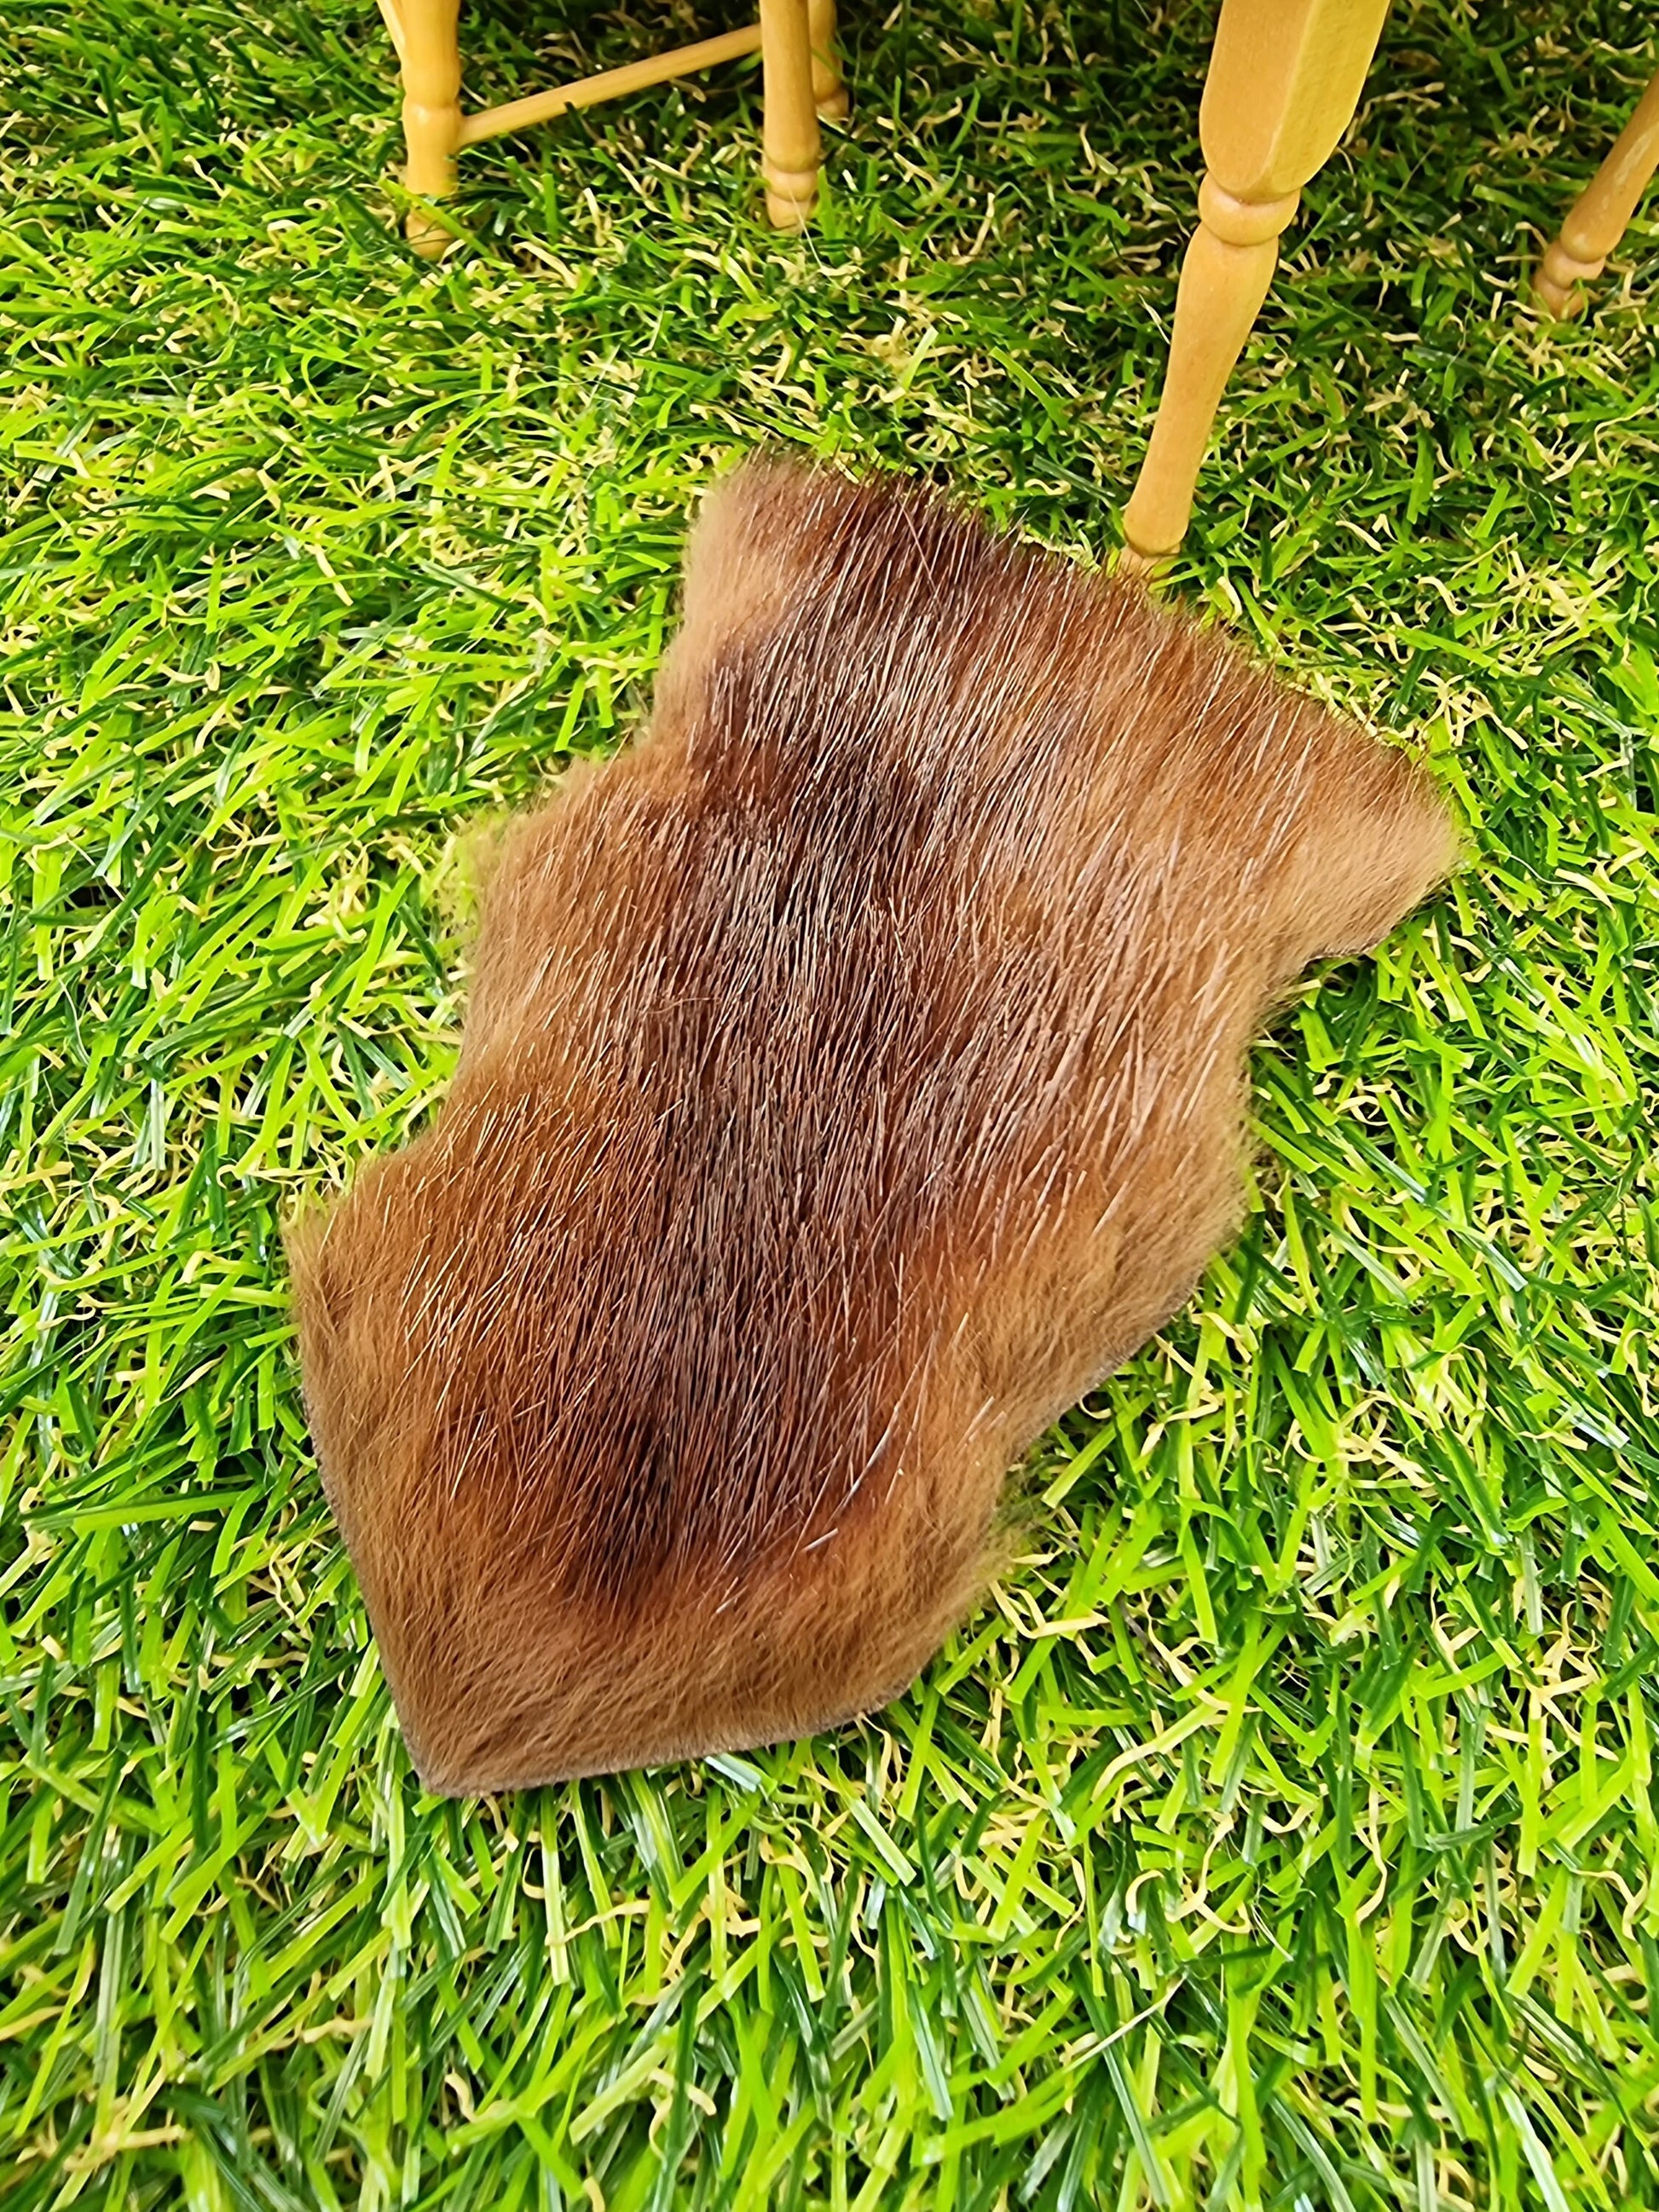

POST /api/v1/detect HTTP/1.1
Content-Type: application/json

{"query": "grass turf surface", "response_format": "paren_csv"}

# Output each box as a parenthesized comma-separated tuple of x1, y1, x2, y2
(3, 0, 1659, 2203)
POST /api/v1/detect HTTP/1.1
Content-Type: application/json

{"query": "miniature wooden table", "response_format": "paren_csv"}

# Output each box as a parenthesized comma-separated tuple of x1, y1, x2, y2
(1120, 0, 1659, 562)
(373, 3, 1659, 560)
(375, 0, 843, 252)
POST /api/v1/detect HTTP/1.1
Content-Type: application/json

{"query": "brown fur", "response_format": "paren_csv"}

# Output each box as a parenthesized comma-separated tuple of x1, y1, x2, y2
(289, 458, 1455, 1793)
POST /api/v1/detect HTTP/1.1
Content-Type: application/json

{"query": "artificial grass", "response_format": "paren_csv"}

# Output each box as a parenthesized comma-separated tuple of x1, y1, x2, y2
(3, 0, 1657, 2203)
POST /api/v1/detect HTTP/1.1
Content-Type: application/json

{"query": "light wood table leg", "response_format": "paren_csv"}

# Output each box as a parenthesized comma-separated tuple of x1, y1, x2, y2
(1535, 70, 1659, 318)
(1121, 0, 1392, 565)
(808, 0, 848, 122)
(386, 0, 462, 257)
(760, 0, 821, 227)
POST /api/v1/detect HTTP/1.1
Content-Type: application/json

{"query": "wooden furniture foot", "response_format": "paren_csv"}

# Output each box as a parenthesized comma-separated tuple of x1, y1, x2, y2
(761, 0, 821, 228)
(1121, 0, 1391, 563)
(808, 0, 848, 122)
(382, 0, 462, 257)
(1535, 69, 1659, 318)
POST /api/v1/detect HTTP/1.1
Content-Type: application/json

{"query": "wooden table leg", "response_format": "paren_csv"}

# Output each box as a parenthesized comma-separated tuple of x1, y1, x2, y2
(385, 0, 462, 257)
(808, 0, 848, 122)
(760, 0, 821, 228)
(1535, 69, 1659, 318)
(1121, 0, 1392, 564)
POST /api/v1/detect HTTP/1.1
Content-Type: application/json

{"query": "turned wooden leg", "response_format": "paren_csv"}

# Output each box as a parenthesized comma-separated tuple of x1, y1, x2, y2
(1121, 0, 1392, 564)
(760, 0, 820, 228)
(808, 0, 848, 123)
(383, 0, 462, 257)
(1535, 70, 1659, 318)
